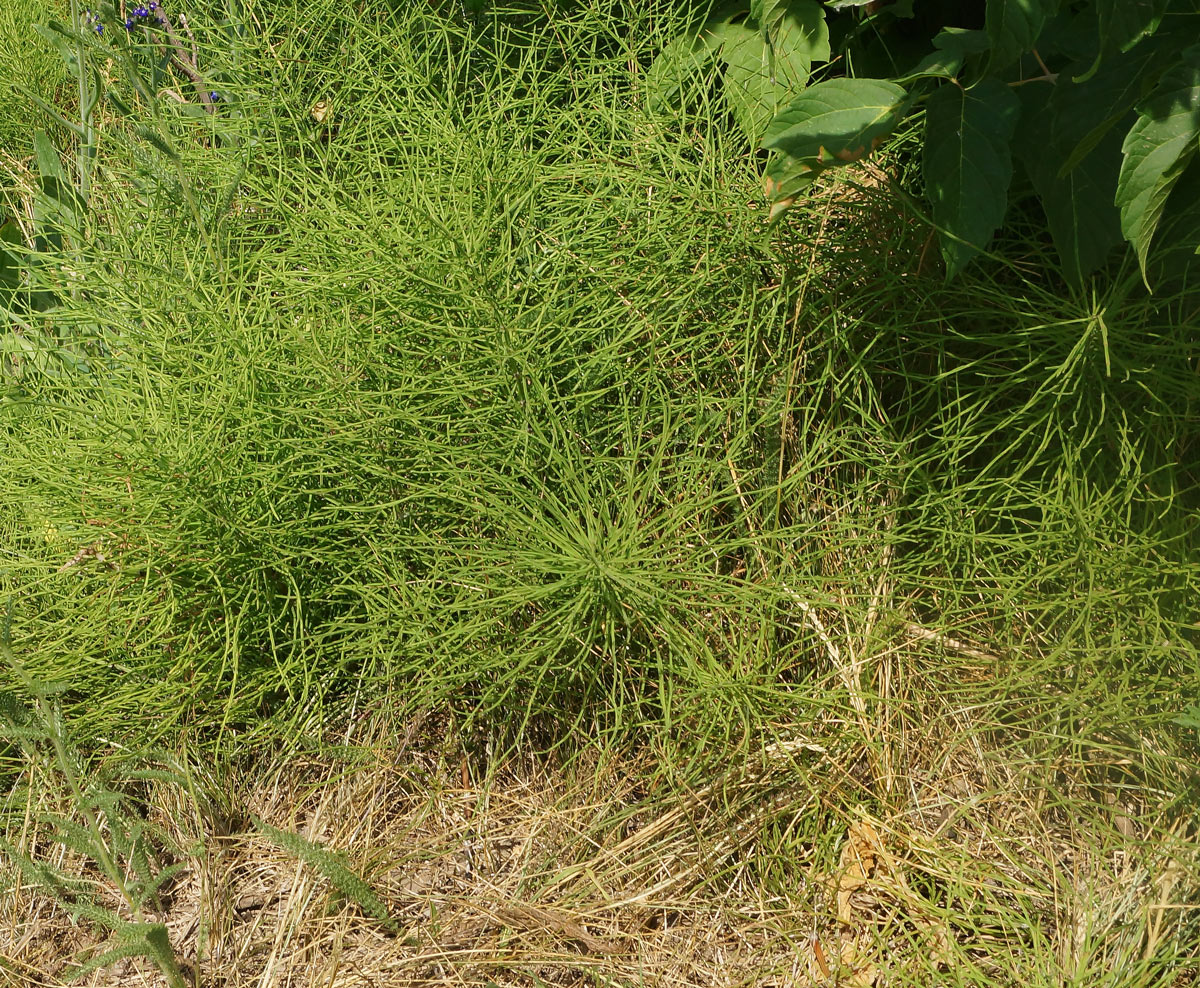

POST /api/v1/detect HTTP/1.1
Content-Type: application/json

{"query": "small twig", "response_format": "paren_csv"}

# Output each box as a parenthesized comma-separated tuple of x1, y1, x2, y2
(150, 8, 214, 112)
(487, 901, 630, 955)
(1010, 47, 1058, 87)
(781, 584, 840, 665)
(902, 621, 1003, 663)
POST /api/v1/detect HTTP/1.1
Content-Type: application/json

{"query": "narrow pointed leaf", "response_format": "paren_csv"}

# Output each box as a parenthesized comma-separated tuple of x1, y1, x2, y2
(33, 22, 84, 81)
(135, 125, 181, 162)
(923, 78, 1020, 277)
(18, 87, 88, 139)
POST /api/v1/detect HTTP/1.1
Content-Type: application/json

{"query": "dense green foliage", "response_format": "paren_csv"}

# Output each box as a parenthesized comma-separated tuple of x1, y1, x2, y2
(0, 0, 1193, 756)
(649, 0, 1200, 286)
(0, 3, 1197, 983)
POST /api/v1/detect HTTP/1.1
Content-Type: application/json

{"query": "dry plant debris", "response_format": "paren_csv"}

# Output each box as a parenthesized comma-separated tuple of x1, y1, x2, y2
(2, 691, 1197, 988)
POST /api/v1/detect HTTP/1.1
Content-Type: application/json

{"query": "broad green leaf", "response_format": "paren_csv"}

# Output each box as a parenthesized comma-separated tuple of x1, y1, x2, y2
(900, 28, 990, 83)
(1016, 42, 1171, 282)
(1097, 0, 1166, 54)
(923, 78, 1020, 278)
(719, 2, 829, 141)
(752, 0, 789, 39)
(696, 1, 755, 54)
(1075, 0, 1168, 82)
(761, 153, 819, 220)
(752, 0, 829, 64)
(1015, 85, 1124, 285)
(0, 219, 21, 289)
(1116, 46, 1200, 282)
(716, 20, 781, 140)
(33, 131, 69, 190)
(1148, 157, 1200, 284)
(1057, 33, 1185, 177)
(985, 0, 1057, 72)
(0, 219, 22, 314)
(764, 1, 829, 85)
(762, 78, 908, 168)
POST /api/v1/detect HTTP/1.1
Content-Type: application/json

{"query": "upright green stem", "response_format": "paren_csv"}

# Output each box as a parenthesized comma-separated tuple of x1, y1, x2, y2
(43, 706, 138, 916)
(69, 0, 96, 203)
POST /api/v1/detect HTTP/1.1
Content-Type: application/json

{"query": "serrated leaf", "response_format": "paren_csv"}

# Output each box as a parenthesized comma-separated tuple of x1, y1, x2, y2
(1116, 46, 1200, 283)
(753, 0, 829, 64)
(923, 78, 1020, 278)
(986, 0, 1057, 72)
(762, 78, 908, 168)
(1057, 39, 1170, 178)
(66, 939, 150, 982)
(752, 0, 789, 38)
(696, 1, 754, 54)
(1075, 0, 1168, 82)
(1146, 155, 1200, 284)
(764, 1, 829, 84)
(713, 19, 780, 140)
(1016, 73, 1126, 283)
(254, 816, 398, 932)
(1015, 43, 1170, 282)
(900, 28, 990, 83)
(718, 2, 829, 141)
